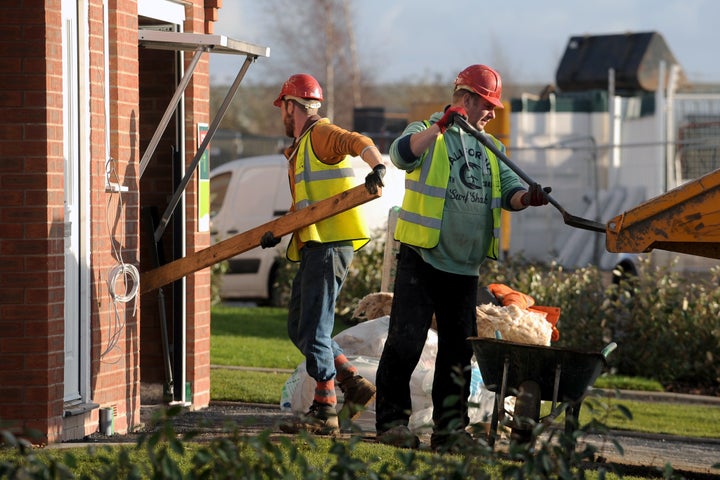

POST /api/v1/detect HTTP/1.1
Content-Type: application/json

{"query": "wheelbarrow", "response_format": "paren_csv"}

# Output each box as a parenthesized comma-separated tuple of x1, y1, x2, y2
(468, 337, 615, 447)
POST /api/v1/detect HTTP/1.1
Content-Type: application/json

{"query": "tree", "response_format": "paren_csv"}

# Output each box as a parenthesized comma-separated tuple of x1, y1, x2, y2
(254, 0, 362, 129)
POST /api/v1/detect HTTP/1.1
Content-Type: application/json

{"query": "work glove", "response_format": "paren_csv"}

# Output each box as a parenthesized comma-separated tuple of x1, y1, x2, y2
(260, 231, 281, 249)
(364, 164, 386, 194)
(521, 183, 552, 207)
(435, 106, 467, 133)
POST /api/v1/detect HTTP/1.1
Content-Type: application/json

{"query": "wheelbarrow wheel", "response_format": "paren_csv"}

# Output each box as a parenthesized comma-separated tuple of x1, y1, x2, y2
(511, 380, 541, 444)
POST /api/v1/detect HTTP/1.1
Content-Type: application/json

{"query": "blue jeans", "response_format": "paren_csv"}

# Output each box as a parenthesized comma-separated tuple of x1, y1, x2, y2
(287, 241, 353, 383)
(375, 244, 479, 434)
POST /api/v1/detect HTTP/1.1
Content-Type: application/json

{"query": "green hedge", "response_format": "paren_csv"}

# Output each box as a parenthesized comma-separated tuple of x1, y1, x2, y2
(482, 255, 720, 391)
(263, 241, 720, 392)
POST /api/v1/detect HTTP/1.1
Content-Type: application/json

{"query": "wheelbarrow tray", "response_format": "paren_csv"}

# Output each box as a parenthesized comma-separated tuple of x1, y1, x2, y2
(468, 337, 607, 402)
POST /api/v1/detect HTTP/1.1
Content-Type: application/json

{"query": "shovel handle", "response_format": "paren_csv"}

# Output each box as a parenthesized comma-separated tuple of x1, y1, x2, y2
(454, 117, 532, 182)
(454, 116, 606, 233)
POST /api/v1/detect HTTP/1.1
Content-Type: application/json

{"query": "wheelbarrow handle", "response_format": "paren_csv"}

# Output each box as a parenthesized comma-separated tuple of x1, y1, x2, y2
(454, 116, 606, 234)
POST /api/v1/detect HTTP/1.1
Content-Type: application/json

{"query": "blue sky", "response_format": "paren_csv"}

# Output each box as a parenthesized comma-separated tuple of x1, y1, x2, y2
(209, 0, 720, 86)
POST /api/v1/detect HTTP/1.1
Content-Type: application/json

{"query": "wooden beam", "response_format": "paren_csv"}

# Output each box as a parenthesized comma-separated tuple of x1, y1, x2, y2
(140, 184, 381, 294)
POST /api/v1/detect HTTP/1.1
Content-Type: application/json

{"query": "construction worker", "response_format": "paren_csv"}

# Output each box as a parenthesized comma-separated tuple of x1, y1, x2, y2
(374, 64, 551, 451)
(262, 73, 386, 435)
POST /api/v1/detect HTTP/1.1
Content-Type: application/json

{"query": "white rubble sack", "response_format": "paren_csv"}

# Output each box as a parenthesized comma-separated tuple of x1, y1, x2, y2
(280, 316, 497, 433)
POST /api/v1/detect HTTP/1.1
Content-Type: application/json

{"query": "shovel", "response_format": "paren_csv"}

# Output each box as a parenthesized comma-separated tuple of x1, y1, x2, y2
(454, 116, 606, 234)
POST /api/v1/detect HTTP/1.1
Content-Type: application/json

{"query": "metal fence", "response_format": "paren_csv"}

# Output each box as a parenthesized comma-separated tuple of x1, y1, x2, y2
(673, 94, 720, 182)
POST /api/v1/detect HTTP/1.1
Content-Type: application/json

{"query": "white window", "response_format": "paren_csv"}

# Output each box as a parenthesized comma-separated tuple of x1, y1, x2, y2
(138, 0, 186, 25)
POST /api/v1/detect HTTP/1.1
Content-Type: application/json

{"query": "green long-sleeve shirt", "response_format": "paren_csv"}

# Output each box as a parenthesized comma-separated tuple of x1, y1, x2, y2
(389, 111, 524, 275)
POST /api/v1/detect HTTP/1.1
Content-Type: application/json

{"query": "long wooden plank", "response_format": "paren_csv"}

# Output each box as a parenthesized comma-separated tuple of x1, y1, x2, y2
(140, 184, 381, 294)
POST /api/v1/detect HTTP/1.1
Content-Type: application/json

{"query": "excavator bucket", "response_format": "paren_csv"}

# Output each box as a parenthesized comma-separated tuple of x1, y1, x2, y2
(605, 168, 720, 260)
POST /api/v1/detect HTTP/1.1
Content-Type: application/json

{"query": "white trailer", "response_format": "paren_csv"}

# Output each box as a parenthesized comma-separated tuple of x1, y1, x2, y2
(505, 33, 720, 274)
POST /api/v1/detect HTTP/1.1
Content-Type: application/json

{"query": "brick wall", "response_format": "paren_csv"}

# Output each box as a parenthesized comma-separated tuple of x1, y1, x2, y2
(185, 1, 213, 409)
(88, 0, 142, 437)
(0, 0, 66, 442)
(0, 0, 214, 443)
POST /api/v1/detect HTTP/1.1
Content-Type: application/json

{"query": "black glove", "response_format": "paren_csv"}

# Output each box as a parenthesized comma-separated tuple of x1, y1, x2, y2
(260, 231, 281, 249)
(364, 164, 386, 194)
(521, 183, 552, 207)
(436, 105, 468, 133)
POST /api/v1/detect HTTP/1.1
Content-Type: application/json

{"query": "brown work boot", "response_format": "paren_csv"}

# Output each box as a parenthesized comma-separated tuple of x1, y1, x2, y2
(376, 425, 420, 449)
(279, 402, 339, 436)
(430, 430, 476, 453)
(338, 375, 376, 420)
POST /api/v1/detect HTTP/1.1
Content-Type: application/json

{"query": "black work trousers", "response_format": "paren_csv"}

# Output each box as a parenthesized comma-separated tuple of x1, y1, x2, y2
(375, 244, 479, 434)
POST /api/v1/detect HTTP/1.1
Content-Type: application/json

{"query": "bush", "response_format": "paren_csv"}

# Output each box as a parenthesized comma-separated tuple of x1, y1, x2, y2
(479, 255, 720, 392)
(271, 235, 385, 323)
(0, 402, 637, 479)
(477, 257, 610, 352)
(602, 258, 720, 390)
(269, 236, 720, 393)
(210, 260, 229, 306)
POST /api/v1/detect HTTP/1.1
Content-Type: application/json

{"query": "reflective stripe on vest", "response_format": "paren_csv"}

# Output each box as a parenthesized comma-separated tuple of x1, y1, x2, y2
(487, 140, 502, 260)
(286, 124, 370, 261)
(395, 126, 502, 259)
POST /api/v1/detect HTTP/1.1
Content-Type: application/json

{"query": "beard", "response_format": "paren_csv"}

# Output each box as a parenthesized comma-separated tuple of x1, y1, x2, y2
(283, 115, 294, 138)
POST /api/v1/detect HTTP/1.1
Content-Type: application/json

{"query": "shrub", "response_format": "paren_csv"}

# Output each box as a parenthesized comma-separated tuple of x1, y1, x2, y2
(0, 402, 638, 479)
(478, 257, 610, 352)
(210, 260, 229, 306)
(270, 233, 385, 323)
(602, 259, 720, 390)
(270, 235, 720, 392)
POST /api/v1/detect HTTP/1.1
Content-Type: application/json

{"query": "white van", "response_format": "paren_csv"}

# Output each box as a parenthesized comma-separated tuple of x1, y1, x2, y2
(209, 154, 405, 303)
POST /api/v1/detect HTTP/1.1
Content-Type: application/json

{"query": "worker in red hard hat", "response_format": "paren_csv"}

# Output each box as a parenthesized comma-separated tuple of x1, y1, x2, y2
(263, 73, 387, 436)
(454, 63, 505, 110)
(374, 64, 552, 451)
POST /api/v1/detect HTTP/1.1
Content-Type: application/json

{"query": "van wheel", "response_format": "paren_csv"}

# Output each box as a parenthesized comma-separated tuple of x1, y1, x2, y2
(612, 259, 638, 285)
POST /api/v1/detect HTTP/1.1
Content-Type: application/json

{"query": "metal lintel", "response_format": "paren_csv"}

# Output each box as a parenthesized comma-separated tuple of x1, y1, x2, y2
(138, 30, 270, 179)
(138, 29, 270, 58)
(136, 30, 270, 240)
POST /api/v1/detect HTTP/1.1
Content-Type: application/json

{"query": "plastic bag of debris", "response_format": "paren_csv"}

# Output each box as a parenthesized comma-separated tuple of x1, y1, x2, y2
(476, 303, 553, 346)
(280, 316, 495, 433)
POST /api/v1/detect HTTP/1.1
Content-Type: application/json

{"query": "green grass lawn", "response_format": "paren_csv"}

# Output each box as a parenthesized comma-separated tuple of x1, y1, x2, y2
(210, 304, 720, 440)
(211, 305, 304, 369)
(1, 304, 713, 480)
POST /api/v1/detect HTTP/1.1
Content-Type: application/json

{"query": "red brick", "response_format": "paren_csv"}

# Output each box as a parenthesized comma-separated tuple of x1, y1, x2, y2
(0, 305, 49, 324)
(0, 288, 24, 304)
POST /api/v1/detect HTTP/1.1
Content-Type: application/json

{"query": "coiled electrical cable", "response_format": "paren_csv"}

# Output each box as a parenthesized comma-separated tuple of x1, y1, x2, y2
(107, 262, 140, 309)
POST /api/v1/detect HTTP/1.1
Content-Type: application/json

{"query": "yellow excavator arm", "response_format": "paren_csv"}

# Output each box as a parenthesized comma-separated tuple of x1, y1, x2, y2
(605, 168, 720, 260)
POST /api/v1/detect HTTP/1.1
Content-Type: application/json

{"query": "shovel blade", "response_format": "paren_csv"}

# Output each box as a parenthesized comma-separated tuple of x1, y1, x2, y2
(563, 212, 606, 233)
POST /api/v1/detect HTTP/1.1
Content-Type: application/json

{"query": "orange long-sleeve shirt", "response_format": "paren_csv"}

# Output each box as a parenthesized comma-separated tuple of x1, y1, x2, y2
(283, 115, 375, 209)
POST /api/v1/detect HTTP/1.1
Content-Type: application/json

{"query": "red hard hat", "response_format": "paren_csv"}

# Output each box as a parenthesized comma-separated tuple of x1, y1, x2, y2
(273, 73, 324, 107)
(454, 64, 504, 109)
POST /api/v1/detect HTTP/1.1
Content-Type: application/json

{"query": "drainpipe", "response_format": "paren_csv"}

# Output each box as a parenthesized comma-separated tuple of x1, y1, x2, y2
(665, 64, 680, 189)
(655, 62, 666, 196)
(103, 1, 112, 190)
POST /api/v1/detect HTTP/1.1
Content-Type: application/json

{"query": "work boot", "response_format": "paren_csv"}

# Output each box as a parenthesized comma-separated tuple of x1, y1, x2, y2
(338, 375, 376, 420)
(279, 402, 339, 436)
(430, 430, 476, 453)
(376, 425, 420, 449)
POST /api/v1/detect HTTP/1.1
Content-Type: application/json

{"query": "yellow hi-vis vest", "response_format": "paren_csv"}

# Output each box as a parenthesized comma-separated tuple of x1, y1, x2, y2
(394, 128, 503, 260)
(286, 124, 370, 262)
